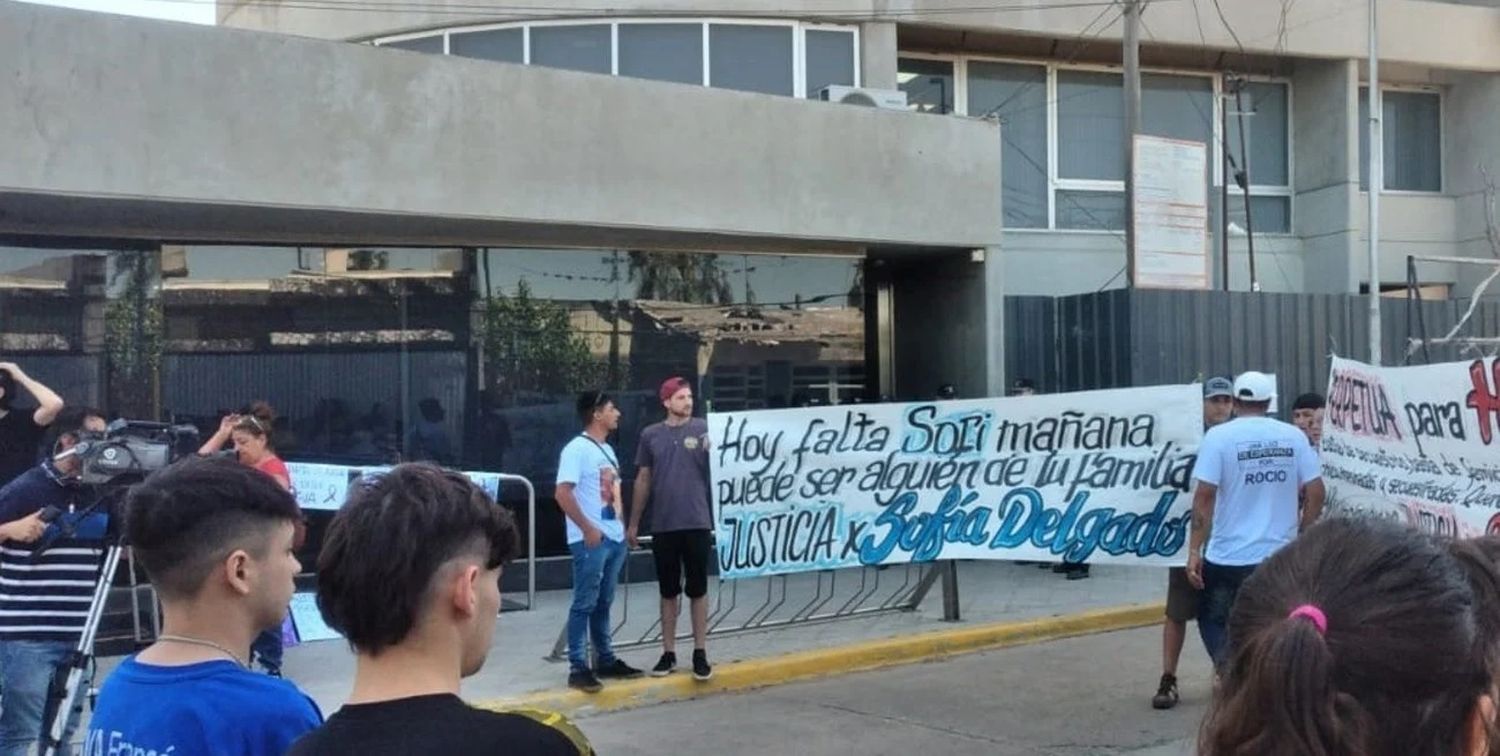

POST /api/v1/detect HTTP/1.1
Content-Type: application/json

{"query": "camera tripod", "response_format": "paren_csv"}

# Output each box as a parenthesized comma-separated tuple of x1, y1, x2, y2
(35, 488, 135, 756)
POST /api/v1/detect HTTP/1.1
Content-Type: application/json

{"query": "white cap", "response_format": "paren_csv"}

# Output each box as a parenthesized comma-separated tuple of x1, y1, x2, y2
(1233, 371, 1277, 402)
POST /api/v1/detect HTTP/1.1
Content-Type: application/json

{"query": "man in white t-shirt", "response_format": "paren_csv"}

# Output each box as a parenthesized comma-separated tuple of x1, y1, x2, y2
(555, 391, 643, 693)
(1186, 371, 1324, 667)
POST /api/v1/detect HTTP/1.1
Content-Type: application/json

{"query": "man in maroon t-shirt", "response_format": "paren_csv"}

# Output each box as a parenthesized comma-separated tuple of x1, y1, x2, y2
(627, 377, 714, 682)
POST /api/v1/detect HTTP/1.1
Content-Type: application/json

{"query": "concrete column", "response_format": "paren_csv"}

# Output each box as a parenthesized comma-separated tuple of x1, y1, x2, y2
(859, 22, 898, 90)
(983, 246, 1006, 398)
(1445, 71, 1500, 266)
(1292, 58, 1361, 293)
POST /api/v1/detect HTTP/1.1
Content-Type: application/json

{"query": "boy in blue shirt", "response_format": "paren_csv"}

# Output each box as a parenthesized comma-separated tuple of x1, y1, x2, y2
(85, 457, 321, 755)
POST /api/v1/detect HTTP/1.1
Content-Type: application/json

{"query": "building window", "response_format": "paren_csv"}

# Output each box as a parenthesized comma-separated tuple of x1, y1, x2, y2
(967, 61, 1047, 229)
(373, 20, 856, 97)
(449, 28, 522, 64)
(1225, 81, 1292, 233)
(899, 53, 1292, 233)
(382, 35, 444, 54)
(897, 58, 954, 115)
(618, 23, 702, 85)
(1359, 88, 1442, 193)
(804, 29, 857, 98)
(529, 24, 611, 75)
(709, 24, 794, 96)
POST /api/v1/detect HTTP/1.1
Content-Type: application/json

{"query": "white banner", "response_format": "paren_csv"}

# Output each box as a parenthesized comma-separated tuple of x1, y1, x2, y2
(709, 385, 1204, 578)
(285, 462, 505, 510)
(1322, 356, 1500, 536)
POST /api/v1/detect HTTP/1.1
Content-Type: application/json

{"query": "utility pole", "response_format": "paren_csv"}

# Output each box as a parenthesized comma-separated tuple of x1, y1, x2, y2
(1367, 0, 1384, 364)
(1123, 0, 1143, 287)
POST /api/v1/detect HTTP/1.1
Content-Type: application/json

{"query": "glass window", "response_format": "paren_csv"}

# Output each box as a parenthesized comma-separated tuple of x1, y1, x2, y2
(1226, 81, 1290, 187)
(381, 35, 444, 54)
(897, 58, 953, 115)
(618, 23, 703, 85)
(1225, 194, 1292, 234)
(1142, 73, 1213, 146)
(1055, 190, 1126, 231)
(709, 24, 794, 95)
(1360, 88, 1442, 192)
(449, 28, 523, 63)
(967, 61, 1048, 229)
(530, 24, 611, 74)
(1057, 70, 1124, 181)
(805, 29, 856, 98)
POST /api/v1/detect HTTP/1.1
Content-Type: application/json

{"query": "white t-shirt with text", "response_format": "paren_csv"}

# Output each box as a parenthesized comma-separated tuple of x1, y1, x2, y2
(1192, 416, 1321, 566)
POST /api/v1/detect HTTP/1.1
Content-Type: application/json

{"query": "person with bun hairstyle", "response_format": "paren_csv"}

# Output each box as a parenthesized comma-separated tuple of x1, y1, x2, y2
(1200, 517, 1499, 756)
(200, 401, 290, 492)
(199, 401, 297, 675)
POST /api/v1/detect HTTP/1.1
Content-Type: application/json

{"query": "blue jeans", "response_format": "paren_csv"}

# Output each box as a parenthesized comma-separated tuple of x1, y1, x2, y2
(1197, 561, 1259, 668)
(0, 640, 87, 756)
(568, 538, 627, 673)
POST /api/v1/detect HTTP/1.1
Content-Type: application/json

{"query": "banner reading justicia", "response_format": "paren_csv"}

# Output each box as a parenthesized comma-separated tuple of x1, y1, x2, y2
(709, 385, 1204, 579)
(1322, 355, 1500, 536)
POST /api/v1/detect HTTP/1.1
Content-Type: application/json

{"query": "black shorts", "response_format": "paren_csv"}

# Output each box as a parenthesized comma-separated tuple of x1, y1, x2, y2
(651, 529, 712, 599)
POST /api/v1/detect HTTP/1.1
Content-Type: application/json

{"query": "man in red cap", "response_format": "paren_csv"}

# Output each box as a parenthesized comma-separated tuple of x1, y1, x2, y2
(628, 377, 714, 681)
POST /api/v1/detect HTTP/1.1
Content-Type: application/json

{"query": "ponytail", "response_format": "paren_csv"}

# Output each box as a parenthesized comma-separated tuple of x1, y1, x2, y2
(1202, 610, 1374, 756)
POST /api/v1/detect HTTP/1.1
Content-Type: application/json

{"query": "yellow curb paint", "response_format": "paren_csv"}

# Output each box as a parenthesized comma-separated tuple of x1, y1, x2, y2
(475, 603, 1163, 718)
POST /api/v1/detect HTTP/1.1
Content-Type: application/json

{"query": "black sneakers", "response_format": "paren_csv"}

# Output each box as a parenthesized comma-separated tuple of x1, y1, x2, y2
(596, 658, 645, 680)
(1151, 673, 1179, 710)
(568, 669, 603, 694)
(692, 649, 713, 682)
(651, 652, 677, 677)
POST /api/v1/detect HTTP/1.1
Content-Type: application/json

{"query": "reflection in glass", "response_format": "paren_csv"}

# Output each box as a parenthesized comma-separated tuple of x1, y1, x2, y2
(897, 58, 953, 115)
(0, 245, 864, 559)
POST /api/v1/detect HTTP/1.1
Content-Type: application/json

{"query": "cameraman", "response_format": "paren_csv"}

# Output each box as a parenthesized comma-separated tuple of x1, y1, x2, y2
(0, 410, 106, 756)
(0, 362, 66, 488)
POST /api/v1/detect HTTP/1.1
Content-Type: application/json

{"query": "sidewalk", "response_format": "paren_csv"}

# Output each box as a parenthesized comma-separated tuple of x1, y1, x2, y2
(274, 560, 1167, 714)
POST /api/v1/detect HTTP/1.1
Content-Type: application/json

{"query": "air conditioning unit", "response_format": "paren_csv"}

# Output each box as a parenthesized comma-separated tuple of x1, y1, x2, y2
(819, 85, 908, 110)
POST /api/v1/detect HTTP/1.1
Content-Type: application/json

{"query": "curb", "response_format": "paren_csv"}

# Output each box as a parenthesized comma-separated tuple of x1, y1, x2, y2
(475, 602, 1163, 718)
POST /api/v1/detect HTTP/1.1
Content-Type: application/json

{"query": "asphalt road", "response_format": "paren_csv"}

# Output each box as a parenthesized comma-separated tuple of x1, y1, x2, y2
(578, 625, 1212, 756)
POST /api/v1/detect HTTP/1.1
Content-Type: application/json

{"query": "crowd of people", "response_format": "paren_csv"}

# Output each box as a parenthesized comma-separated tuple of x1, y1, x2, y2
(1, 357, 1499, 755)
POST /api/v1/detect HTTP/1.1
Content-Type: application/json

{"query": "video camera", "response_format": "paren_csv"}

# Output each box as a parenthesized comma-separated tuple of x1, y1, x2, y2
(61, 419, 200, 487)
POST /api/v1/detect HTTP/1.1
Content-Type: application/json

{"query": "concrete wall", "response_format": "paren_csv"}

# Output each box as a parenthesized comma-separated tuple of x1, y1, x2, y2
(0, 2, 1001, 252)
(220, 0, 1500, 72)
(1446, 71, 1500, 270)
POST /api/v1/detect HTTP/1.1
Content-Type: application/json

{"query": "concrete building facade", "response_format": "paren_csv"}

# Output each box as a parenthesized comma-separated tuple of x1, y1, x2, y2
(220, 0, 1500, 298)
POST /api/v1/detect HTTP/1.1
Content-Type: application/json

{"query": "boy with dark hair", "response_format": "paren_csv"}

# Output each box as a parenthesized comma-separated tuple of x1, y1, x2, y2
(1291, 392, 1326, 448)
(85, 457, 321, 755)
(557, 391, 642, 692)
(290, 463, 588, 755)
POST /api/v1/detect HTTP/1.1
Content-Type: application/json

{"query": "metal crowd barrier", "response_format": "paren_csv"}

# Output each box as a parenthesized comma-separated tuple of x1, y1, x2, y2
(547, 537, 950, 662)
(494, 472, 537, 611)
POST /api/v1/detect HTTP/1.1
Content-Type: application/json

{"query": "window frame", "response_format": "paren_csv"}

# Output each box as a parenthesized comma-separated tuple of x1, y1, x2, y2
(372, 18, 860, 97)
(897, 52, 1296, 234)
(1357, 83, 1445, 196)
